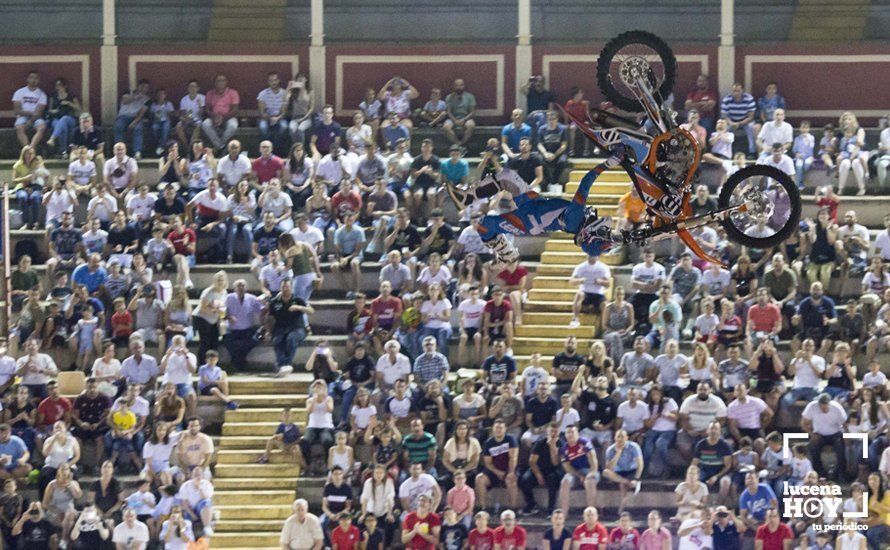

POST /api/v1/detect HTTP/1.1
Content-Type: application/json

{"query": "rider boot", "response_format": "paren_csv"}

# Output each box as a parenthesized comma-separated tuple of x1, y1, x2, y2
(575, 208, 621, 248)
(486, 234, 520, 265)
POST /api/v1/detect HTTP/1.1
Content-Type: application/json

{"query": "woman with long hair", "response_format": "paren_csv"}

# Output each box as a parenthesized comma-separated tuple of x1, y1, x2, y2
(360, 463, 397, 545)
(442, 420, 482, 481)
(456, 252, 486, 301)
(300, 379, 335, 475)
(601, 286, 635, 365)
(42, 463, 83, 542)
(673, 464, 708, 521)
(305, 179, 333, 232)
(687, 342, 717, 392)
(39, 421, 80, 497)
(45, 77, 82, 157)
(165, 284, 194, 346)
(585, 341, 617, 392)
(158, 141, 186, 186)
(283, 142, 315, 210)
(142, 422, 178, 487)
(287, 73, 315, 145)
(640, 386, 678, 479)
(191, 270, 227, 364)
(225, 179, 257, 262)
(866, 473, 890, 549)
(12, 145, 50, 228)
(804, 207, 840, 289)
(837, 111, 869, 195)
(420, 282, 453, 356)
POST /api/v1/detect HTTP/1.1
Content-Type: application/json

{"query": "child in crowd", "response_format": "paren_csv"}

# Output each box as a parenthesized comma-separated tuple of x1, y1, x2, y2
(328, 430, 356, 484)
(693, 298, 720, 349)
(109, 399, 143, 471)
(418, 88, 447, 127)
(110, 297, 133, 347)
(198, 350, 238, 410)
(815, 185, 840, 222)
(144, 224, 174, 273)
(789, 443, 813, 487)
(441, 507, 469, 550)
(70, 303, 102, 371)
(330, 512, 360, 550)
(731, 437, 759, 495)
(256, 408, 304, 467)
(445, 469, 475, 530)
(364, 418, 402, 481)
(862, 360, 888, 399)
(361, 514, 385, 550)
(818, 124, 837, 170)
(348, 387, 376, 446)
(125, 479, 157, 526)
(792, 120, 814, 188)
(467, 511, 495, 550)
(762, 431, 789, 498)
(149, 88, 175, 157)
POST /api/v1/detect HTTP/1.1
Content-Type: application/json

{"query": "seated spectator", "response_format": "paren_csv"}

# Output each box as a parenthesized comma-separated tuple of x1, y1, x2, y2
(418, 88, 447, 127)
(177, 465, 215, 535)
(407, 139, 442, 219)
(148, 87, 174, 157)
(400, 494, 439, 548)
(615, 388, 649, 441)
(443, 79, 477, 147)
(676, 382, 726, 462)
(692, 421, 733, 505)
(46, 210, 84, 278)
(756, 108, 792, 159)
(141, 422, 179, 488)
(386, 138, 413, 196)
(720, 83, 757, 156)
(673, 465, 708, 521)
(113, 79, 149, 160)
(378, 76, 418, 130)
(198, 350, 238, 410)
(365, 177, 398, 255)
(482, 286, 514, 350)
(106, 397, 143, 470)
(11, 145, 49, 229)
(201, 74, 240, 153)
(501, 109, 532, 159)
(381, 112, 411, 153)
(257, 407, 305, 467)
(475, 419, 519, 512)
(252, 139, 284, 185)
(451, 384, 487, 436)
(489, 383, 524, 440)
(345, 111, 373, 157)
(603, 429, 644, 514)
(801, 393, 848, 481)
(331, 211, 365, 298)
(506, 137, 543, 188)
(558, 425, 599, 514)
(41, 462, 81, 542)
(173, 79, 205, 150)
(70, 111, 105, 164)
(12, 71, 48, 150)
(570, 254, 611, 328)
(257, 72, 288, 155)
(442, 421, 482, 483)
(310, 105, 342, 160)
(13, 502, 57, 549)
(399, 462, 440, 513)
(354, 142, 386, 193)
(518, 422, 561, 515)
(537, 110, 568, 191)
(258, 178, 294, 232)
(640, 385, 678, 479)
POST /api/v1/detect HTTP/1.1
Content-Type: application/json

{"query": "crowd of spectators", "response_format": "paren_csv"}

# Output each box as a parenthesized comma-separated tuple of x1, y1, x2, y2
(3, 68, 890, 550)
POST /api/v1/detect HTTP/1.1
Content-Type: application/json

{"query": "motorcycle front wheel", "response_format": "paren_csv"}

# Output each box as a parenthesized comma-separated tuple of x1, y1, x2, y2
(596, 30, 677, 113)
(717, 164, 801, 249)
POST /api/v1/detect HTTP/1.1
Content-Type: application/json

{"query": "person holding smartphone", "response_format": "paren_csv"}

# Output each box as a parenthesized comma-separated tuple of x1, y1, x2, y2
(70, 504, 111, 548)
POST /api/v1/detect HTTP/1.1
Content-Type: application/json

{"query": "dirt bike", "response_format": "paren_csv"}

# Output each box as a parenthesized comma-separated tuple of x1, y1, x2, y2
(564, 30, 801, 265)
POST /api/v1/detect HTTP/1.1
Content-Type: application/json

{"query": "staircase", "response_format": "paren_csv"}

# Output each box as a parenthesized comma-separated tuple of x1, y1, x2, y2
(210, 374, 311, 549)
(514, 163, 632, 368)
(790, 0, 871, 41)
(208, 0, 287, 42)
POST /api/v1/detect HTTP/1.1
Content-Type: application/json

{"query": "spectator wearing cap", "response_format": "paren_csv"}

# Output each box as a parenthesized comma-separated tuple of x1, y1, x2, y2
(128, 283, 164, 344)
(375, 339, 411, 395)
(223, 279, 265, 372)
(443, 79, 477, 147)
(331, 210, 365, 298)
(407, 139, 442, 220)
(537, 110, 569, 192)
(801, 392, 848, 480)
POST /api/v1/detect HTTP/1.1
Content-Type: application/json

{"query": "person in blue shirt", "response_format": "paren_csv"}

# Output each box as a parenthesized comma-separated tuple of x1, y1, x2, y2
(256, 407, 303, 466)
(738, 471, 778, 530)
(332, 211, 366, 297)
(757, 82, 787, 124)
(711, 505, 744, 550)
(603, 429, 644, 513)
(440, 145, 469, 186)
(0, 424, 31, 479)
(501, 109, 532, 158)
(71, 253, 107, 295)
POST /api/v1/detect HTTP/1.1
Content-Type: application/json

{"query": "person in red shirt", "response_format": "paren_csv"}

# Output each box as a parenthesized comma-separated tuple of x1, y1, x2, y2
(331, 179, 363, 225)
(754, 508, 793, 550)
(166, 216, 197, 289)
(745, 288, 782, 356)
(573, 507, 609, 550)
(401, 494, 440, 550)
(252, 140, 284, 184)
(370, 280, 403, 355)
(564, 86, 591, 157)
(496, 260, 528, 326)
(492, 509, 526, 550)
(467, 510, 495, 550)
(684, 74, 718, 132)
(482, 286, 514, 349)
(110, 297, 133, 347)
(331, 512, 361, 550)
(36, 380, 72, 434)
(608, 512, 641, 549)
(815, 185, 839, 222)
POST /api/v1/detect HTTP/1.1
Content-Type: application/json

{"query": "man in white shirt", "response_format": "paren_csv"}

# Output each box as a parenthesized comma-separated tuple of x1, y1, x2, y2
(457, 286, 486, 368)
(103, 142, 139, 196)
(176, 79, 205, 148)
(615, 388, 650, 437)
(12, 71, 48, 149)
(290, 213, 325, 253)
(177, 466, 216, 536)
(43, 177, 78, 228)
(215, 139, 252, 189)
(837, 209, 870, 272)
(112, 509, 150, 549)
(630, 249, 666, 326)
(757, 142, 795, 176)
(398, 462, 441, 512)
(315, 147, 351, 191)
(257, 72, 289, 155)
(280, 499, 323, 550)
(374, 339, 411, 393)
(756, 108, 792, 159)
(801, 393, 848, 480)
(874, 213, 890, 262)
(188, 179, 229, 260)
(569, 254, 611, 327)
(160, 335, 198, 417)
(677, 382, 726, 460)
(67, 145, 97, 188)
(781, 338, 825, 409)
(126, 183, 157, 228)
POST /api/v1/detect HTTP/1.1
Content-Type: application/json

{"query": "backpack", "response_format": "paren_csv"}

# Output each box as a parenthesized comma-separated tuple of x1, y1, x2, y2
(13, 238, 42, 265)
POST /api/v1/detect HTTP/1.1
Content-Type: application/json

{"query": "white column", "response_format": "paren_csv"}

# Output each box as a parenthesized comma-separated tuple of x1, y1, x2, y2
(100, 0, 118, 125)
(515, 0, 532, 110)
(309, 0, 326, 109)
(718, 0, 735, 94)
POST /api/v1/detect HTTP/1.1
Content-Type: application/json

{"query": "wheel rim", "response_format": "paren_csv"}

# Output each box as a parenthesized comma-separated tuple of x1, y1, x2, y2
(608, 43, 666, 100)
(725, 172, 794, 240)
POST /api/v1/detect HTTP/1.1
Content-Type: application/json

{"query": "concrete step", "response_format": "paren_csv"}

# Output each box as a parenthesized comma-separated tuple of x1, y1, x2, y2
(222, 422, 293, 437)
(224, 407, 306, 423)
(540, 250, 591, 264)
(228, 376, 312, 395)
(217, 436, 275, 450)
(215, 519, 286, 532)
(567, 170, 632, 183)
(231, 394, 307, 408)
(213, 490, 294, 505)
(217, 449, 301, 465)
(527, 288, 578, 302)
(512, 337, 586, 353)
(527, 274, 577, 289)
(524, 300, 575, 313)
(208, 531, 282, 547)
(514, 324, 597, 338)
(559, 191, 624, 204)
(520, 312, 598, 325)
(214, 464, 300, 479)
(213, 477, 296, 491)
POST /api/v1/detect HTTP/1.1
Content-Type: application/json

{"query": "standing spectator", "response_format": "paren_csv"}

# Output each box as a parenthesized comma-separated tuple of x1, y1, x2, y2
(801, 393, 848, 481)
(443, 79, 477, 147)
(280, 499, 323, 550)
(684, 74, 718, 132)
(257, 72, 289, 155)
(720, 83, 757, 157)
(310, 104, 342, 159)
(45, 78, 82, 158)
(520, 75, 557, 137)
(753, 508, 793, 550)
(266, 278, 313, 377)
(537, 110, 568, 191)
(564, 86, 591, 156)
(175, 79, 205, 150)
(223, 279, 264, 372)
(113, 79, 149, 160)
(201, 74, 240, 153)
(12, 71, 48, 149)
(571, 506, 608, 550)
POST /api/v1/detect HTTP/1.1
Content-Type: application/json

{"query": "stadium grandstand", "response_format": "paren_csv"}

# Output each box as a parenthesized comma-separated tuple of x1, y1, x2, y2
(0, 0, 889, 549)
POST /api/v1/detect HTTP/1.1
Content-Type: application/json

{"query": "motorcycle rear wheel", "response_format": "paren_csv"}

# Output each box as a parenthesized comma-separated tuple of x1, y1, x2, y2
(717, 164, 801, 249)
(596, 30, 677, 113)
